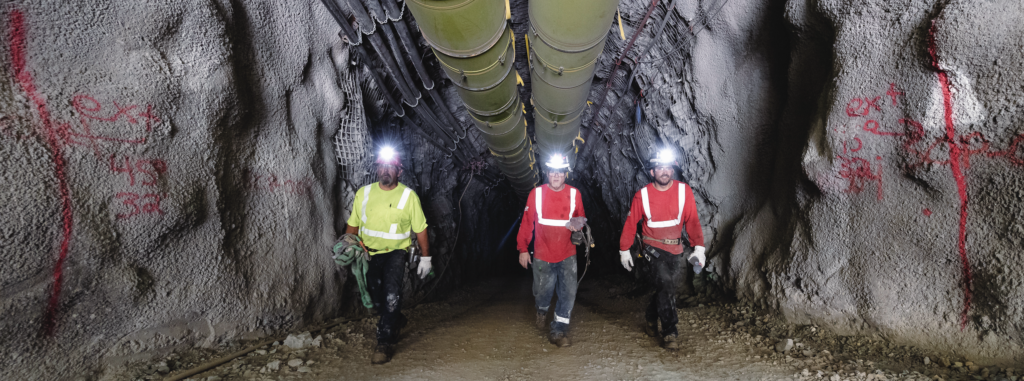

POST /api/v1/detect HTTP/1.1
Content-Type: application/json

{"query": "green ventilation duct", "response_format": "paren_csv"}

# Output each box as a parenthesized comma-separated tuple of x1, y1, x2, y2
(406, 0, 538, 196)
(528, 0, 619, 165)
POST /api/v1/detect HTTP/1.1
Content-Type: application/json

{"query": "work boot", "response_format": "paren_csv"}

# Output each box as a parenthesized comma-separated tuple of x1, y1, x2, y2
(371, 344, 394, 364)
(535, 312, 547, 331)
(549, 332, 571, 348)
(662, 333, 679, 350)
(644, 321, 659, 337)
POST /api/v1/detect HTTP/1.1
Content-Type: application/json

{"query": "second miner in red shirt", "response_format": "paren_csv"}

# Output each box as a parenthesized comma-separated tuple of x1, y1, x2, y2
(517, 154, 586, 348)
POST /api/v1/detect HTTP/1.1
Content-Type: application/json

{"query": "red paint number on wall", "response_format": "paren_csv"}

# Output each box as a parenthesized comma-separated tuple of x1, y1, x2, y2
(114, 192, 166, 220)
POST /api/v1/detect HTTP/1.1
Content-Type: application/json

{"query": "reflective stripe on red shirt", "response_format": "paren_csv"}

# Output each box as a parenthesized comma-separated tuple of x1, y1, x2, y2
(619, 180, 703, 255)
(517, 184, 586, 263)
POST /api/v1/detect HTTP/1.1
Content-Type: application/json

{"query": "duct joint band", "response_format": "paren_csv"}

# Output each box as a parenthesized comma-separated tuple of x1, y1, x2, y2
(465, 92, 519, 117)
(529, 64, 594, 90)
(528, 23, 606, 54)
(442, 53, 517, 91)
(470, 103, 520, 127)
(534, 104, 587, 127)
(436, 30, 513, 77)
(420, 15, 505, 57)
(529, 50, 600, 75)
(532, 97, 588, 119)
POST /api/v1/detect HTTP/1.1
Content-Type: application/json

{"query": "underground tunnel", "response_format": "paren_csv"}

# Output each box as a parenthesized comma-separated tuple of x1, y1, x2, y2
(1, 0, 1023, 379)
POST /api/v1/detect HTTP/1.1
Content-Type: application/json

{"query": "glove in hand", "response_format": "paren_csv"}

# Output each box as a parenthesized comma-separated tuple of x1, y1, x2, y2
(417, 256, 433, 279)
(619, 250, 634, 271)
(687, 246, 706, 274)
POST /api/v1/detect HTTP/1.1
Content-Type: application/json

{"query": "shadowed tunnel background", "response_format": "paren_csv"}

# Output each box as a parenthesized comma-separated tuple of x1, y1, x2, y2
(1, 0, 1023, 378)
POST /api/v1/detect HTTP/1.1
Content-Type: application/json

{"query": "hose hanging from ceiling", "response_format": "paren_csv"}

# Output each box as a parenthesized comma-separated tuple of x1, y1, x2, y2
(320, 0, 474, 165)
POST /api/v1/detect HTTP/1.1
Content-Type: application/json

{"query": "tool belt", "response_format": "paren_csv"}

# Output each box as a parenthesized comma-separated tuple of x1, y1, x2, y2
(642, 236, 680, 245)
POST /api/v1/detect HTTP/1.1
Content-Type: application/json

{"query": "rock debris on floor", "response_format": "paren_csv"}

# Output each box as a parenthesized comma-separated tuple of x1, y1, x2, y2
(132, 276, 1019, 381)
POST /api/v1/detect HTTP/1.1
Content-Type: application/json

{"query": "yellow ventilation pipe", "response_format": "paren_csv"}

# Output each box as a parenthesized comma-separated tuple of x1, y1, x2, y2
(528, 0, 620, 164)
(405, 0, 538, 196)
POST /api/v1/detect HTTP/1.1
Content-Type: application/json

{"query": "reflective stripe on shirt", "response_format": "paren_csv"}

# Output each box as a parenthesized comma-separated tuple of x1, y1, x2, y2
(360, 186, 413, 240)
(640, 183, 685, 228)
(536, 187, 576, 227)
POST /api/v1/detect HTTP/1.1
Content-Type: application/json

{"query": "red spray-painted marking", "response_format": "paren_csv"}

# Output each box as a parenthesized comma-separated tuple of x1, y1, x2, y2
(928, 20, 972, 330)
(9, 10, 73, 336)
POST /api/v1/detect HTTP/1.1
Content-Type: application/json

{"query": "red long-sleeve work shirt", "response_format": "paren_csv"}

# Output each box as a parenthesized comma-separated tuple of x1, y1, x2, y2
(517, 184, 586, 263)
(619, 180, 704, 255)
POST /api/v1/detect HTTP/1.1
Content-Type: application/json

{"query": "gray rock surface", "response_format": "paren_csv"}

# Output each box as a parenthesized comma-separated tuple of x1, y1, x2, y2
(777, 338, 794, 353)
(2, 0, 1023, 378)
(575, 0, 1023, 365)
(0, 1, 351, 379)
(762, 0, 1024, 365)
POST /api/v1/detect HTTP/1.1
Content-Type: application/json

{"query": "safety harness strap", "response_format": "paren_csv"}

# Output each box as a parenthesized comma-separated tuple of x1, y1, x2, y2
(640, 183, 686, 228)
(536, 187, 576, 227)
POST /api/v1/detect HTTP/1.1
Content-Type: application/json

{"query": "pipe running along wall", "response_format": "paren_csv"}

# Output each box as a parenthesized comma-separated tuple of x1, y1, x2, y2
(405, 0, 538, 196)
(528, 0, 619, 165)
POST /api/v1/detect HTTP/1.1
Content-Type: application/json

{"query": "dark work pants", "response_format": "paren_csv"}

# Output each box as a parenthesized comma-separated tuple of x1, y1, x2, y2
(367, 249, 407, 345)
(645, 246, 682, 337)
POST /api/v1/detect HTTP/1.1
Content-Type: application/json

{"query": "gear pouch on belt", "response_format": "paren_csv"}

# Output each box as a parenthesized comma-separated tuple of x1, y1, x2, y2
(570, 230, 584, 245)
(643, 245, 661, 260)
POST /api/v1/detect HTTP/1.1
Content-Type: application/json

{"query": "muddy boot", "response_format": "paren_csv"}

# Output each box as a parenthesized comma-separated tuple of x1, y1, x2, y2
(371, 344, 394, 364)
(662, 334, 679, 350)
(535, 312, 547, 331)
(549, 332, 571, 348)
(644, 321, 659, 337)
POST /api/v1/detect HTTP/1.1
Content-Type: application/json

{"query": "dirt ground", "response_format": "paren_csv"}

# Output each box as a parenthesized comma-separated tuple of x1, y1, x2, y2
(127, 275, 1020, 381)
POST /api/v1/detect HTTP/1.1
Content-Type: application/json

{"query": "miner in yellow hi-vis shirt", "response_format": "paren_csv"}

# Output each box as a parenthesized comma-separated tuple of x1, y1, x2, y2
(345, 146, 429, 365)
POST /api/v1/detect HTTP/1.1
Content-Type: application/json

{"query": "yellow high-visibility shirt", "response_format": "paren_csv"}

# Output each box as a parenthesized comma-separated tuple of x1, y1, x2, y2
(346, 182, 428, 254)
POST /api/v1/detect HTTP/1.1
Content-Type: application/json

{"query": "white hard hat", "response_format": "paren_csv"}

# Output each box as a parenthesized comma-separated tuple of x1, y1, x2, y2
(545, 154, 571, 171)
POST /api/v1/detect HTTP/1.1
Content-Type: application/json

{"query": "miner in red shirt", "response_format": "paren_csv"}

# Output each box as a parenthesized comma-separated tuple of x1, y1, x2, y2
(618, 149, 706, 350)
(517, 154, 586, 348)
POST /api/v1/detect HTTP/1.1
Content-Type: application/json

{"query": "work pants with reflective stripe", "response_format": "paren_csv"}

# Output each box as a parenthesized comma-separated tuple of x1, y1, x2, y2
(367, 249, 408, 345)
(533, 255, 577, 335)
(645, 246, 682, 337)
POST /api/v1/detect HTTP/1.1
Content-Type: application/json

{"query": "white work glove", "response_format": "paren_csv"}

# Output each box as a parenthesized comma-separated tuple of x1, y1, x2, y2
(417, 256, 433, 279)
(566, 216, 587, 231)
(619, 250, 634, 271)
(687, 246, 706, 274)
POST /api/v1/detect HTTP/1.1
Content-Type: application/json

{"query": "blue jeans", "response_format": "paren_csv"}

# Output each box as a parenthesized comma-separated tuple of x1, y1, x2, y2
(533, 255, 578, 334)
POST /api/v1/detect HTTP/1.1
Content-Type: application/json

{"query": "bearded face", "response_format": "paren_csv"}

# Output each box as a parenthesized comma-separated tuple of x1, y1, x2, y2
(651, 166, 674, 186)
(377, 164, 401, 187)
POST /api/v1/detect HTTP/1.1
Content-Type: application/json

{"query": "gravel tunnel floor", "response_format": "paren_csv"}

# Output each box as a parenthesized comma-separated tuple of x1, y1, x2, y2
(144, 276, 1018, 381)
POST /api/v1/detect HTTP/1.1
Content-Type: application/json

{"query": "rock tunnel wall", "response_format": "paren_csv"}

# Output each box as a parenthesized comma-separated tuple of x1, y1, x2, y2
(1, 0, 1022, 378)
(0, 1, 351, 378)
(575, 0, 1023, 365)
(765, 0, 1024, 364)
(0, 0, 522, 377)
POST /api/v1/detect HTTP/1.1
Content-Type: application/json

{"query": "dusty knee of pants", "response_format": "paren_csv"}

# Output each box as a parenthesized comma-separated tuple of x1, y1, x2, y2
(386, 293, 400, 313)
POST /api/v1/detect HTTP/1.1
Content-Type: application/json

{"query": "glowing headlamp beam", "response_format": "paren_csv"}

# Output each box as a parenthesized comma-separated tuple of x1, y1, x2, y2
(379, 146, 396, 161)
(656, 149, 674, 163)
